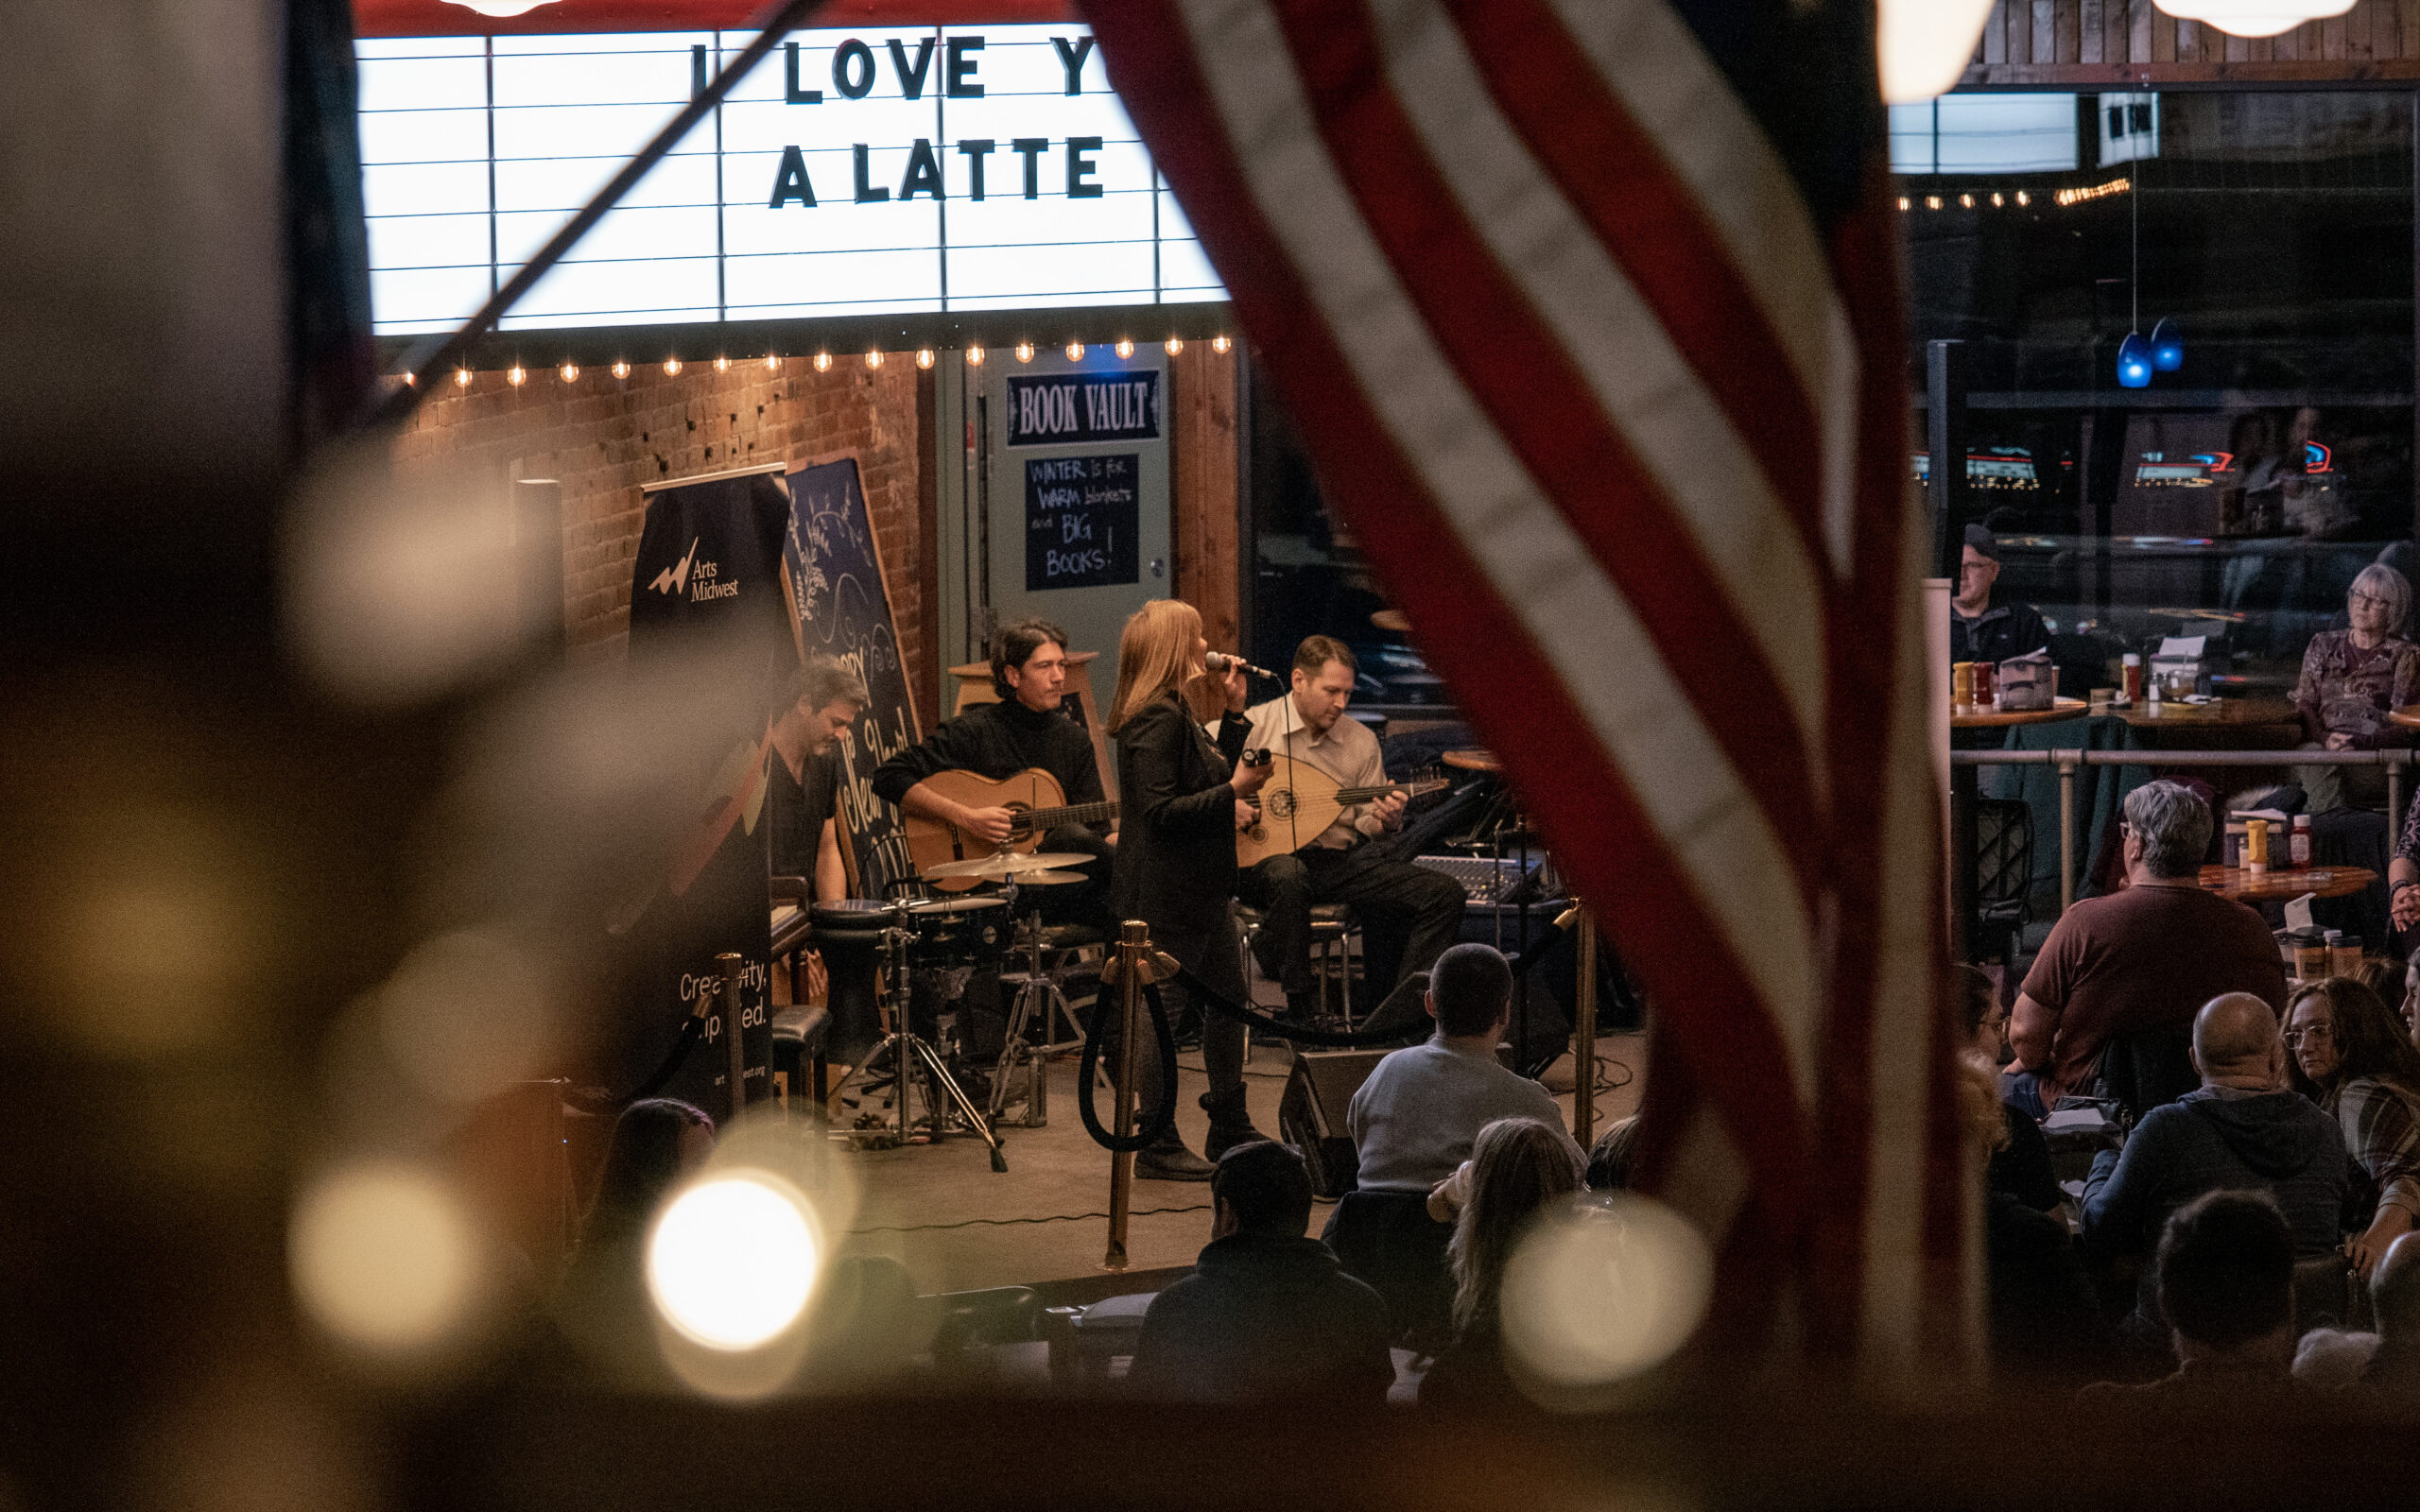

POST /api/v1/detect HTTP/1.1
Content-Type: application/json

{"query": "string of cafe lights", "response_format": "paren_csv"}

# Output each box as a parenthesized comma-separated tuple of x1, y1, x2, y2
(1894, 176, 2130, 214)
(398, 333, 1235, 388)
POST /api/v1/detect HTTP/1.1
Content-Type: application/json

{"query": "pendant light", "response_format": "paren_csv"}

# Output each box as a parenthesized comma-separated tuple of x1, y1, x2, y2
(1877, 0, 1996, 103)
(2152, 0, 2355, 39)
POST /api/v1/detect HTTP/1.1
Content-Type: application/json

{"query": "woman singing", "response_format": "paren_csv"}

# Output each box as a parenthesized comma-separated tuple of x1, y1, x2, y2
(1106, 599, 1272, 1180)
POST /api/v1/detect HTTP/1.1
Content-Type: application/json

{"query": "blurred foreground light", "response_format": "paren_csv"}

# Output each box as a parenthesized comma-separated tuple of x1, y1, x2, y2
(1501, 1193, 1712, 1404)
(376, 928, 557, 1105)
(648, 1172, 819, 1349)
(291, 1163, 481, 1353)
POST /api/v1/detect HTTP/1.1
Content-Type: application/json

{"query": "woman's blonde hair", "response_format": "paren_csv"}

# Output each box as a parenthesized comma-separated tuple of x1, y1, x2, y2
(1107, 599, 1204, 732)
(1446, 1117, 1585, 1339)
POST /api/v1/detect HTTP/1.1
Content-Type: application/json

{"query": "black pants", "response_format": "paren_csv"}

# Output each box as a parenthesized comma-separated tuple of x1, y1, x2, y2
(1100, 915, 1249, 1116)
(1236, 846, 1466, 1001)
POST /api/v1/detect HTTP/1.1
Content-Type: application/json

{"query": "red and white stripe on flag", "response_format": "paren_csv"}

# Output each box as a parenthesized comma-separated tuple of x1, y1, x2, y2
(1081, 0, 1979, 1374)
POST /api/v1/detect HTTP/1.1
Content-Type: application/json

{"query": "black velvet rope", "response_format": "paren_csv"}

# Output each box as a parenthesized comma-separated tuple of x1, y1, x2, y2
(1167, 964, 1419, 1049)
(563, 1012, 706, 1115)
(1076, 981, 1181, 1152)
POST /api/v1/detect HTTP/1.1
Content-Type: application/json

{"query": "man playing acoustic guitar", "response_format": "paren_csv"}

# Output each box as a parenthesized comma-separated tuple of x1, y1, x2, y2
(1218, 636, 1464, 1035)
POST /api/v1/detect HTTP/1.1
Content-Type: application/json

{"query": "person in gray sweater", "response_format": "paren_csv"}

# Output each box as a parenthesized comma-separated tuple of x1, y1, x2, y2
(2081, 992, 2363, 1332)
(1320, 944, 1578, 1346)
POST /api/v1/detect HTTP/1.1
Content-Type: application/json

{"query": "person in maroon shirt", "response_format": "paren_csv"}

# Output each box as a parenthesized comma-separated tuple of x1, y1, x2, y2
(2008, 781, 2288, 1119)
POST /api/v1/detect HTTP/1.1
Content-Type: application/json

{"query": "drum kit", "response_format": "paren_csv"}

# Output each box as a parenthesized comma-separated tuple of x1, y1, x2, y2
(815, 849, 1096, 1165)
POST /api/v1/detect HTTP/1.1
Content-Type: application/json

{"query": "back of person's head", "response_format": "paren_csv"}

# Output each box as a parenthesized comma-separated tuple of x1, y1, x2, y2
(2371, 1231, 2420, 1346)
(1211, 1140, 1314, 1237)
(585, 1098, 713, 1244)
(1448, 1117, 1585, 1336)
(2123, 780, 2211, 879)
(2157, 1190, 2294, 1353)
(1585, 1116, 1640, 1191)
(1430, 943, 1512, 1039)
(2192, 992, 2280, 1080)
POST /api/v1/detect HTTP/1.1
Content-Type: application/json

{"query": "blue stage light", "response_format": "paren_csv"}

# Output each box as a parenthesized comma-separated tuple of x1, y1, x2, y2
(2117, 332, 2152, 388)
(2150, 318, 2184, 372)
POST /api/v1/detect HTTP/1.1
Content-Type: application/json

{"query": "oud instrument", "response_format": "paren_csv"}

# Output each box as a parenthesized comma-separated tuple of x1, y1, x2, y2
(1236, 754, 1446, 867)
(899, 767, 1115, 891)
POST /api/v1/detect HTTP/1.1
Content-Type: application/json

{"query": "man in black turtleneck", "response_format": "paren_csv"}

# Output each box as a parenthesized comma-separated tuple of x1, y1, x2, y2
(873, 620, 1115, 1072)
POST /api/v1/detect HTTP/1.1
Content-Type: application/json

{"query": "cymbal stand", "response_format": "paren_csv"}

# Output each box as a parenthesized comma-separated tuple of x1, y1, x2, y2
(850, 899, 1008, 1172)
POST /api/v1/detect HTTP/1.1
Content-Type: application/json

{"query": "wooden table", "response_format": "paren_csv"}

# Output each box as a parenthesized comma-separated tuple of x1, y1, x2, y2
(2197, 864, 2376, 902)
(1950, 696, 2088, 730)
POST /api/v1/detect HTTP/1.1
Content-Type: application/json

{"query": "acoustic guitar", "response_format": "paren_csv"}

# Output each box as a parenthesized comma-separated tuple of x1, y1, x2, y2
(1236, 754, 1447, 867)
(898, 767, 1116, 891)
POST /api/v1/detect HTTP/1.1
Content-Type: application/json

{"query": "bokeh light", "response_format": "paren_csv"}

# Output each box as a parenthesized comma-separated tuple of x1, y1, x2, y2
(289, 1162, 481, 1353)
(647, 1171, 819, 1349)
(1501, 1193, 1713, 1403)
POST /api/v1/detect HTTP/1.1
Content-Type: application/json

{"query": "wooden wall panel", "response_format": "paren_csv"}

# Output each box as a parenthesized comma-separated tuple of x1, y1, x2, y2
(1964, 0, 2420, 81)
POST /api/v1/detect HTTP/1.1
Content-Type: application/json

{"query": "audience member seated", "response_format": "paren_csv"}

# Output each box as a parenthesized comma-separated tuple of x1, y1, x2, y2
(2008, 782, 2288, 1120)
(550, 1098, 715, 1383)
(2081, 1191, 2306, 1405)
(1416, 1117, 1586, 1411)
(2292, 562, 2418, 814)
(2282, 977, 2420, 1279)
(1323, 944, 1581, 1346)
(1127, 1141, 1394, 1404)
(1956, 964, 2060, 1212)
(2080, 994, 2358, 1337)
(1586, 1116, 1639, 1192)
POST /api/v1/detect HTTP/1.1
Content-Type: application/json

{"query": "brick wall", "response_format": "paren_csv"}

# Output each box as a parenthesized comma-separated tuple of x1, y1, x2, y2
(392, 358, 937, 721)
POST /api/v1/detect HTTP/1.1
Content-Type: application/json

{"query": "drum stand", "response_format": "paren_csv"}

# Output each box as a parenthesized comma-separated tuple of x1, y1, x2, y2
(849, 901, 1008, 1172)
(989, 893, 1092, 1128)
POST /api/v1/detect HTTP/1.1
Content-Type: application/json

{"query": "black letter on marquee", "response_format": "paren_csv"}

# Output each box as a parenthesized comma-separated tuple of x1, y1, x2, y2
(945, 36, 986, 97)
(1065, 136, 1102, 198)
(1050, 35, 1093, 94)
(1011, 138, 1048, 200)
(899, 139, 944, 200)
(957, 139, 994, 200)
(831, 39, 875, 98)
(769, 145, 817, 207)
(783, 42, 822, 102)
(853, 144, 890, 202)
(888, 37, 935, 98)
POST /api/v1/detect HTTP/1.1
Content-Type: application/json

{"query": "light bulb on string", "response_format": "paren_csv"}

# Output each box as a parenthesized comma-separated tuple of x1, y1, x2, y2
(2117, 332, 2153, 389)
(664, 357, 683, 376)
(1165, 335, 1184, 356)
(1065, 340, 1085, 361)
(1211, 335, 1232, 354)
(2150, 318, 2185, 372)
(1014, 342, 1035, 363)
(558, 361, 579, 383)
(612, 360, 631, 380)
(966, 345, 986, 366)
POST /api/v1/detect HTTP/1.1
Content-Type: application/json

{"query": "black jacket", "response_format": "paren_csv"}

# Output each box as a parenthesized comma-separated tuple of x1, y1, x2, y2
(1127, 1233, 1394, 1403)
(869, 697, 1105, 813)
(1111, 694, 1239, 933)
(1950, 595, 2052, 668)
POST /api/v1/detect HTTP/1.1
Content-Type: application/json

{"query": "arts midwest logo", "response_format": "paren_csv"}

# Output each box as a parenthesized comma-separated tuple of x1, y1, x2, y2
(648, 538, 740, 603)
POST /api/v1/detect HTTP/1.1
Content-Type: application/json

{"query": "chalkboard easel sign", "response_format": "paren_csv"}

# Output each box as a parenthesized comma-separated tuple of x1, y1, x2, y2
(1025, 453, 1140, 592)
(780, 455, 922, 901)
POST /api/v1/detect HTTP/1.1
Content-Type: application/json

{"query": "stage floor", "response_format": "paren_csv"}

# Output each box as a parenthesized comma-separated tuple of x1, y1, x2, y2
(827, 1030, 1649, 1297)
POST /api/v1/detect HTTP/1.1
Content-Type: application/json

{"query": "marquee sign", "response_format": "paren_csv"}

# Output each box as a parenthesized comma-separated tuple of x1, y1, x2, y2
(357, 23, 1224, 335)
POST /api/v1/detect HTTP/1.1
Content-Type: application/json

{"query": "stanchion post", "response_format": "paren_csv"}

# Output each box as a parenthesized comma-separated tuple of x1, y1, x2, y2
(716, 951, 747, 1125)
(1103, 920, 1148, 1272)
(1573, 902, 1598, 1148)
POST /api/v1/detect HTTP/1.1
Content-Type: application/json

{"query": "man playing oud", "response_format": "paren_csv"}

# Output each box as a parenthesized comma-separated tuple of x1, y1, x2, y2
(872, 616, 1115, 934)
(1218, 636, 1464, 1031)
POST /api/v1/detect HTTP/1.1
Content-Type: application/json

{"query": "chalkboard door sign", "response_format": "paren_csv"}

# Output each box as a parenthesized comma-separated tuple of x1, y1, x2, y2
(1025, 453, 1140, 592)
(781, 454, 924, 902)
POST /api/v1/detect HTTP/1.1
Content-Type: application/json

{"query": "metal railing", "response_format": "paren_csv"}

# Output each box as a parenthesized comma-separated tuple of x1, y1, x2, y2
(1951, 747, 2411, 915)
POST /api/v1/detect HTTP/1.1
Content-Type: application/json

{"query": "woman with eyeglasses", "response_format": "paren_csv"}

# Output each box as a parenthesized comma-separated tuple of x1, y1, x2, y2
(2282, 977, 2420, 1279)
(2291, 562, 2419, 814)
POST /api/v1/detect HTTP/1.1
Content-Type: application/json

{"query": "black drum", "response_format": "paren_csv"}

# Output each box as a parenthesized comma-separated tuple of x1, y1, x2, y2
(806, 900, 892, 1064)
(902, 895, 1009, 968)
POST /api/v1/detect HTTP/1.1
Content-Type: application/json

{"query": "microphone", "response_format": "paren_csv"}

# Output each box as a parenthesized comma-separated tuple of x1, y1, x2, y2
(1206, 650, 1279, 679)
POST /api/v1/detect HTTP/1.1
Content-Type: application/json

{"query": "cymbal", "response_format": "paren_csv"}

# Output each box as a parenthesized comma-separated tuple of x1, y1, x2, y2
(924, 850, 1096, 880)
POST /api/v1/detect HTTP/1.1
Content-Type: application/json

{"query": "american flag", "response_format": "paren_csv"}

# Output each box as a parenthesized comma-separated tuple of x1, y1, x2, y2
(1081, 0, 1976, 1372)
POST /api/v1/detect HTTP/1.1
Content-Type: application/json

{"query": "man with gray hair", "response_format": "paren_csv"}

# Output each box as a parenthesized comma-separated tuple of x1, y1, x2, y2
(2008, 780, 2286, 1118)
